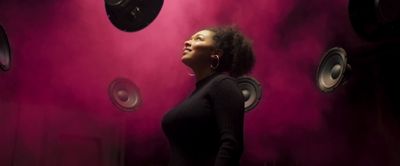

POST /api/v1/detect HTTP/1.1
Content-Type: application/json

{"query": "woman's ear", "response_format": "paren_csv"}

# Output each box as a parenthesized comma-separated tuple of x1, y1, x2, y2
(210, 53, 221, 70)
(212, 49, 223, 57)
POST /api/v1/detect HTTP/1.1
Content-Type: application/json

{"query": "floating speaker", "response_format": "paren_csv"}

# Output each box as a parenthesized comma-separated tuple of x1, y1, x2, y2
(108, 78, 142, 111)
(237, 76, 262, 112)
(0, 24, 11, 71)
(105, 0, 163, 32)
(316, 47, 351, 93)
(349, 0, 400, 41)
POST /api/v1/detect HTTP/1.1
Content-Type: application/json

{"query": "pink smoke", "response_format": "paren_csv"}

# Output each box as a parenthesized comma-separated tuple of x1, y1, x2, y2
(2, 0, 396, 165)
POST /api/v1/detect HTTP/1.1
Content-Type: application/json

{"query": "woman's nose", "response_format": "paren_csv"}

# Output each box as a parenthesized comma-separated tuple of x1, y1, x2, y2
(184, 40, 191, 47)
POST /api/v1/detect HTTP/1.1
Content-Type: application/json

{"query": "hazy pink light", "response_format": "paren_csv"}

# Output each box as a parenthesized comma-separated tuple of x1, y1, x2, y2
(2, 0, 396, 165)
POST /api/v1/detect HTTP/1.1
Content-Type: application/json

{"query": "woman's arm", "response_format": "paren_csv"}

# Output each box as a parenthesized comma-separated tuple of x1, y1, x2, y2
(211, 78, 244, 166)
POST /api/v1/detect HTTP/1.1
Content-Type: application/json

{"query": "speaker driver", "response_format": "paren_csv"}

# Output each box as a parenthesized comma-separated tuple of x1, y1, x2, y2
(0, 24, 11, 71)
(105, 0, 163, 32)
(109, 78, 142, 112)
(237, 76, 262, 112)
(316, 47, 350, 93)
(349, 0, 400, 41)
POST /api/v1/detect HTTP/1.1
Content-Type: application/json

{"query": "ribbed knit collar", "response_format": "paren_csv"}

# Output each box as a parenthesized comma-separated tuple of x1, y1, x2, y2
(195, 71, 221, 89)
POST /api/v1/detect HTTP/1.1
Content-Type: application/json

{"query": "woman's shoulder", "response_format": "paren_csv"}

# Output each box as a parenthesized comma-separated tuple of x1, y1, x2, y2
(208, 73, 243, 99)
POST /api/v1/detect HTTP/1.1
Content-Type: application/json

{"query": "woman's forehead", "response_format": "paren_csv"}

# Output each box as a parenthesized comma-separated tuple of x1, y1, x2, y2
(192, 30, 215, 38)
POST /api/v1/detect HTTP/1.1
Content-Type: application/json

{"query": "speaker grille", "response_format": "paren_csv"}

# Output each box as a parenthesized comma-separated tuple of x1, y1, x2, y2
(108, 78, 142, 112)
(105, 0, 163, 32)
(349, 0, 400, 41)
(237, 76, 262, 112)
(316, 47, 348, 93)
(0, 25, 11, 71)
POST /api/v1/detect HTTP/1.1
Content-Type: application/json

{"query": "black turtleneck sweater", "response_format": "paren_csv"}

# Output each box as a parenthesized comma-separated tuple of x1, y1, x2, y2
(162, 72, 244, 166)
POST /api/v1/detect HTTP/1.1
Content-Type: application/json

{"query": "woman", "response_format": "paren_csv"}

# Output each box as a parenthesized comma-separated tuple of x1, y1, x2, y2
(162, 26, 255, 166)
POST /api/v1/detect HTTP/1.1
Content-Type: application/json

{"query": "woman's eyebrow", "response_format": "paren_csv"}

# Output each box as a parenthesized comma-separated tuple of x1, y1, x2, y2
(191, 34, 205, 39)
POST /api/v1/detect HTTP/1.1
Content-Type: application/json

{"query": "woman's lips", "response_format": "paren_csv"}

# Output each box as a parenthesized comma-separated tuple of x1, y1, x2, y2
(183, 48, 192, 55)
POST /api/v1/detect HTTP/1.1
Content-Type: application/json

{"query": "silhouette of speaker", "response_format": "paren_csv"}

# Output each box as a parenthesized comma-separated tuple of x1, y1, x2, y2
(105, 0, 163, 32)
(237, 76, 262, 112)
(109, 78, 142, 111)
(316, 47, 351, 93)
(349, 0, 400, 41)
(0, 24, 11, 71)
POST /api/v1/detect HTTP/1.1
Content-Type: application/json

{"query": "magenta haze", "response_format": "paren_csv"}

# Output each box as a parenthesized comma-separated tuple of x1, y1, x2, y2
(0, 0, 393, 165)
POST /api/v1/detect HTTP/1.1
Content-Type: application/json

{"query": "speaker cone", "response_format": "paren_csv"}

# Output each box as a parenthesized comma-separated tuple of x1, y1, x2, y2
(316, 47, 351, 93)
(0, 24, 11, 71)
(105, 0, 163, 32)
(237, 76, 262, 112)
(349, 0, 400, 41)
(109, 78, 142, 111)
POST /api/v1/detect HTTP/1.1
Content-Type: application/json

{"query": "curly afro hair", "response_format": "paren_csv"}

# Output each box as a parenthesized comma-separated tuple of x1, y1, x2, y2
(206, 26, 255, 77)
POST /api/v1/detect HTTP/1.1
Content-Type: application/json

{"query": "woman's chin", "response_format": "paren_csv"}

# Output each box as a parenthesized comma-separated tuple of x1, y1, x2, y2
(181, 55, 190, 63)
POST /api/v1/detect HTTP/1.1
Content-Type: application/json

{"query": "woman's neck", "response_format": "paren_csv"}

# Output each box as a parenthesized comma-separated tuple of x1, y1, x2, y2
(193, 68, 215, 82)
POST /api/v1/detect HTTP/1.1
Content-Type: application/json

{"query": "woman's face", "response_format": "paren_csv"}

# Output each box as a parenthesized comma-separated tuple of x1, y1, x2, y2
(182, 30, 216, 69)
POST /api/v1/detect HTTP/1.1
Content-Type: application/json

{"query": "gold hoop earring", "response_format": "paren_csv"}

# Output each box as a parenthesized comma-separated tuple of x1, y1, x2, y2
(187, 72, 195, 77)
(210, 55, 220, 70)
